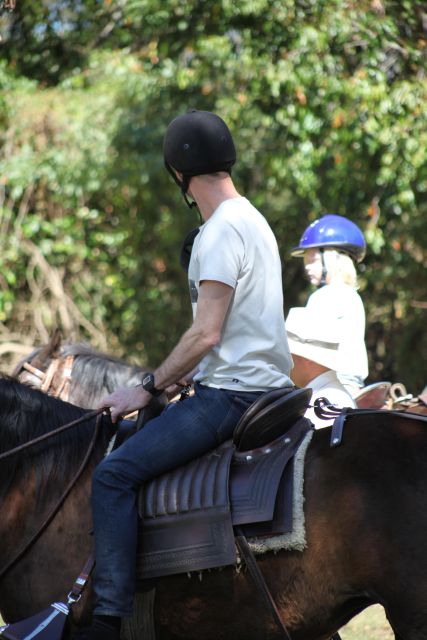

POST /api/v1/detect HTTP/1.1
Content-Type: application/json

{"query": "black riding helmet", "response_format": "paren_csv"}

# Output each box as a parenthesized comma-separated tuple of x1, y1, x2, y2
(163, 109, 236, 208)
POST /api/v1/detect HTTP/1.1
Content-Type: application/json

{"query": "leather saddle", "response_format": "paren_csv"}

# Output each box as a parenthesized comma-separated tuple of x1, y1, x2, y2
(135, 386, 313, 581)
(354, 381, 391, 409)
(233, 386, 312, 450)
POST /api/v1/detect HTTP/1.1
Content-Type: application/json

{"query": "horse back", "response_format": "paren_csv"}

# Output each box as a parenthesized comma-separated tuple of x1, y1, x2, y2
(303, 411, 427, 584)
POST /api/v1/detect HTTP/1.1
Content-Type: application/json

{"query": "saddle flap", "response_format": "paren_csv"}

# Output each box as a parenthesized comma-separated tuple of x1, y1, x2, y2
(137, 441, 236, 579)
(142, 440, 233, 518)
(239, 458, 295, 538)
(234, 387, 312, 452)
(231, 418, 311, 525)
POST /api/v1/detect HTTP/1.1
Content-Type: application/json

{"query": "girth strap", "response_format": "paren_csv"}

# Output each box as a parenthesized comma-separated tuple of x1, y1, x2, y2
(235, 528, 292, 640)
(235, 530, 343, 640)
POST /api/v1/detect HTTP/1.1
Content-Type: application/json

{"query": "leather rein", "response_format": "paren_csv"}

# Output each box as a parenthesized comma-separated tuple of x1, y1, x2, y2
(0, 408, 105, 581)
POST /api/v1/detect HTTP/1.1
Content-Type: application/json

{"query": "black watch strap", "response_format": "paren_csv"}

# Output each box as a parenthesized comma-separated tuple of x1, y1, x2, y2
(141, 372, 164, 397)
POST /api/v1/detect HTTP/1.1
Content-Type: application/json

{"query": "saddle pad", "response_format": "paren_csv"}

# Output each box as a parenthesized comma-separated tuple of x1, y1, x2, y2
(136, 419, 312, 580)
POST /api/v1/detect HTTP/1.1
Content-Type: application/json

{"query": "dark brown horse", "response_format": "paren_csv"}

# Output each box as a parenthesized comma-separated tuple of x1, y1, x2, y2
(2, 376, 427, 640)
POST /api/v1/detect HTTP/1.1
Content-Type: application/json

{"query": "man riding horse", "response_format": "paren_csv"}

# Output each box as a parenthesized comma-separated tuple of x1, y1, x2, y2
(73, 109, 294, 640)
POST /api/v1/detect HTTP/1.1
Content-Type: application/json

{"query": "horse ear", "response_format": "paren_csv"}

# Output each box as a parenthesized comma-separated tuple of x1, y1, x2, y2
(31, 329, 63, 369)
(49, 328, 62, 356)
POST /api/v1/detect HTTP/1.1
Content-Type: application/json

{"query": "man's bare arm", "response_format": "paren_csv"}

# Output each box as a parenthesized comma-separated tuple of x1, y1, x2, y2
(100, 280, 234, 421)
(153, 280, 233, 388)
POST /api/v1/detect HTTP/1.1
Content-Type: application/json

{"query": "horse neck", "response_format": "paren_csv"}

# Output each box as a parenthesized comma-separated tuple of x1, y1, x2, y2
(64, 350, 144, 409)
(0, 459, 95, 621)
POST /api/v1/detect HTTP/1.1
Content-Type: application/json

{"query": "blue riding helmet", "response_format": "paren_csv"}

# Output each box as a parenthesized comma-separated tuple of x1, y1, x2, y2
(291, 214, 366, 263)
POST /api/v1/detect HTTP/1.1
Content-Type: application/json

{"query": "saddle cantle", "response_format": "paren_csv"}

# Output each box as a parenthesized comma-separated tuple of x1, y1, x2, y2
(136, 416, 312, 581)
(233, 386, 312, 451)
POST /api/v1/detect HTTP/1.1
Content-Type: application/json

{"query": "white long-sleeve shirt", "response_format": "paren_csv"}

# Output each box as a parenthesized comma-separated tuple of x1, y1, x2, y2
(305, 282, 368, 393)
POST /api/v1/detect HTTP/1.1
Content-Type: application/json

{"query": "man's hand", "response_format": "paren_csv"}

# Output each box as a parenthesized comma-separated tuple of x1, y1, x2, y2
(164, 383, 184, 401)
(99, 385, 152, 423)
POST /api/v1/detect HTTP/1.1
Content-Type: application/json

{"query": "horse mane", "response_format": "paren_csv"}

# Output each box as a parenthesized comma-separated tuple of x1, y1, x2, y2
(14, 342, 146, 408)
(60, 343, 146, 407)
(0, 374, 112, 505)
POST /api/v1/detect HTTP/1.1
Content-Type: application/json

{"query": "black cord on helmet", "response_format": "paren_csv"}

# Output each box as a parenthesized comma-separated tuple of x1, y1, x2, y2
(181, 175, 198, 210)
(183, 189, 203, 224)
(183, 191, 197, 209)
(319, 249, 328, 287)
(165, 161, 197, 211)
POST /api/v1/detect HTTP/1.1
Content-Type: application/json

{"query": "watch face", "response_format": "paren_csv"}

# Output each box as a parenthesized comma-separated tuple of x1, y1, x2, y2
(142, 374, 153, 388)
(142, 372, 163, 396)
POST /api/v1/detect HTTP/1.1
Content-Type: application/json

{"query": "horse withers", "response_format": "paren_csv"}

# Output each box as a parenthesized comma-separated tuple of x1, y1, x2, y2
(1, 376, 427, 639)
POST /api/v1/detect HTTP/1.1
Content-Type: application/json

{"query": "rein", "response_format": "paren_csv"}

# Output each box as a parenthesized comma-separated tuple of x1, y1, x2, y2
(0, 408, 104, 461)
(0, 411, 104, 581)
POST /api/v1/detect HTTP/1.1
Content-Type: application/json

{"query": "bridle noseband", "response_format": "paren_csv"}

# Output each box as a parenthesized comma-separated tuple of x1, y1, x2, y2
(18, 354, 74, 401)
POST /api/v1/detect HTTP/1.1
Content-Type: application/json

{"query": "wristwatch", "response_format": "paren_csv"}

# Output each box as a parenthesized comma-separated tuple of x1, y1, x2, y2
(141, 372, 164, 397)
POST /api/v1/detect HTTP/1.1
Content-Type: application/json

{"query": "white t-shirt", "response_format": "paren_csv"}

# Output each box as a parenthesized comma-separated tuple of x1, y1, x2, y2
(305, 370, 356, 429)
(188, 197, 292, 392)
(306, 282, 368, 392)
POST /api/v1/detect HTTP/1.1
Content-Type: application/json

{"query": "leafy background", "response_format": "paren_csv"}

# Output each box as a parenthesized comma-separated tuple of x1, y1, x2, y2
(0, 0, 426, 389)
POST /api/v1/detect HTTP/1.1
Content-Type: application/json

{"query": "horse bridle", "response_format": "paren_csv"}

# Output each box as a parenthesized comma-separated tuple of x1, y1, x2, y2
(17, 354, 75, 402)
(0, 409, 104, 581)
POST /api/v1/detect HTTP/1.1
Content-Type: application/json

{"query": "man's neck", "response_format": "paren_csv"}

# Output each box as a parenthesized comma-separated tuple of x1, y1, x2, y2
(189, 174, 241, 221)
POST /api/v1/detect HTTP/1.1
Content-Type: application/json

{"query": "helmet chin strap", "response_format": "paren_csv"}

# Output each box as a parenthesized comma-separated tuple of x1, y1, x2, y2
(185, 193, 202, 225)
(182, 187, 198, 210)
(319, 249, 328, 287)
(181, 176, 202, 223)
(165, 163, 199, 212)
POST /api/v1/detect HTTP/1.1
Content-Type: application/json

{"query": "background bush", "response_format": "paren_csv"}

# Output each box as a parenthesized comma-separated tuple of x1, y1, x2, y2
(0, 0, 425, 388)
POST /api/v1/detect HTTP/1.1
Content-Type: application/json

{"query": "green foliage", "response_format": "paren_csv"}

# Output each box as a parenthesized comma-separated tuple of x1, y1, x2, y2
(0, 0, 426, 388)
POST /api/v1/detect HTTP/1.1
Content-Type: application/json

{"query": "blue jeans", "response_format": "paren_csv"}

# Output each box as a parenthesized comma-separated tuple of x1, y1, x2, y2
(91, 383, 262, 617)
